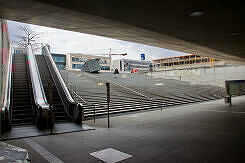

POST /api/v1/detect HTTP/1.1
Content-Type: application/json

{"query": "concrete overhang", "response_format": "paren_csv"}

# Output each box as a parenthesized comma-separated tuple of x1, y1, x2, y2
(0, 0, 244, 63)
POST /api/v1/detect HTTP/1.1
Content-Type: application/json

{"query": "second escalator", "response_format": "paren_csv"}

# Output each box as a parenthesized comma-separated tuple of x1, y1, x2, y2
(35, 55, 69, 122)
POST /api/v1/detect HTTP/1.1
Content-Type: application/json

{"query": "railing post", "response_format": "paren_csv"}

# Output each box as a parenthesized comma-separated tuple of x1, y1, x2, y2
(161, 99, 162, 111)
(141, 98, 143, 109)
(48, 83, 54, 134)
(75, 85, 77, 95)
(93, 105, 96, 122)
(72, 84, 75, 97)
(142, 98, 144, 108)
(78, 104, 82, 125)
(50, 106, 54, 134)
(106, 82, 110, 128)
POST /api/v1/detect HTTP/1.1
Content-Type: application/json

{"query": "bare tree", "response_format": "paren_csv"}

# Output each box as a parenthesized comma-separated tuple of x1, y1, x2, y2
(14, 25, 41, 52)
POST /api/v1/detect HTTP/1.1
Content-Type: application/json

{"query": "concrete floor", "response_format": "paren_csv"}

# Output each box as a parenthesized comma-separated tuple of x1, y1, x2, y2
(5, 96, 245, 163)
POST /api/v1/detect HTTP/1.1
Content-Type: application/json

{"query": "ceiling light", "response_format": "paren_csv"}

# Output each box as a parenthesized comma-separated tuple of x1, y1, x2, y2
(189, 10, 204, 17)
(230, 32, 241, 37)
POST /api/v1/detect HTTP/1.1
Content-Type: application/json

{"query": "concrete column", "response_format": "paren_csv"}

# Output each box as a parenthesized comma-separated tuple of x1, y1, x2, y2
(0, 19, 2, 108)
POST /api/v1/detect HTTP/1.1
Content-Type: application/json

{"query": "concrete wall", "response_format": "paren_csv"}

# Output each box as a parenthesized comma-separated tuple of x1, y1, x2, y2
(0, 19, 10, 108)
(149, 64, 245, 88)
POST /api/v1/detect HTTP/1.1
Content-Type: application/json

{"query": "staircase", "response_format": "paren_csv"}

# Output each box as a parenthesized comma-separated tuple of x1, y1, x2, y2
(35, 55, 68, 122)
(11, 54, 34, 125)
(61, 70, 225, 119)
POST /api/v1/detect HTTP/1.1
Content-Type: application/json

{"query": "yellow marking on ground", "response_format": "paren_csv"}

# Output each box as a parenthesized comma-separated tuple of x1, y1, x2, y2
(155, 83, 164, 86)
(98, 82, 104, 86)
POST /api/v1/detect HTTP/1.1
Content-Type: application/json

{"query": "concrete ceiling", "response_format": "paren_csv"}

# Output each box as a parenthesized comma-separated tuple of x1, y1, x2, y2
(0, 0, 244, 63)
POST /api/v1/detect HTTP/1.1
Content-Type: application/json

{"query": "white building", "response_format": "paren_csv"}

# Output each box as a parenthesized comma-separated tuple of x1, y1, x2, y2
(112, 59, 152, 72)
(66, 53, 111, 71)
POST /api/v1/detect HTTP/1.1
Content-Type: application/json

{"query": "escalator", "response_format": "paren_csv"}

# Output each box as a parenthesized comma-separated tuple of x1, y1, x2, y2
(35, 55, 69, 122)
(36, 45, 82, 124)
(11, 54, 34, 125)
(1, 45, 82, 135)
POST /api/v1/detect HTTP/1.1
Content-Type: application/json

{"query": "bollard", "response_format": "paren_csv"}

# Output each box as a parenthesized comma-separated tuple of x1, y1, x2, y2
(106, 82, 110, 128)
(229, 95, 232, 106)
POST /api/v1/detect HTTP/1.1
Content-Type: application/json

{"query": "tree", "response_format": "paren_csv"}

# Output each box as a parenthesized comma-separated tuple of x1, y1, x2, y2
(14, 25, 41, 52)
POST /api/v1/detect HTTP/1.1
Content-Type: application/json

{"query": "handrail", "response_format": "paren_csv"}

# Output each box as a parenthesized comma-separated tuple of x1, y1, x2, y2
(71, 90, 87, 104)
(1, 45, 13, 122)
(72, 90, 106, 109)
(26, 45, 49, 110)
(42, 46, 75, 104)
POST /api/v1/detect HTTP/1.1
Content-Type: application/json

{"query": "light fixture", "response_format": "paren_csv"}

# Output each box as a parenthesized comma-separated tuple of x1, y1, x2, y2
(230, 32, 241, 37)
(189, 10, 204, 17)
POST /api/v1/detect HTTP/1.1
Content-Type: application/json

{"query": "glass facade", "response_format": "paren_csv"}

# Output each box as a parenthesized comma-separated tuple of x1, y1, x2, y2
(57, 64, 65, 70)
(72, 64, 83, 69)
(54, 56, 65, 62)
(51, 53, 66, 70)
(72, 57, 87, 62)
(101, 65, 110, 70)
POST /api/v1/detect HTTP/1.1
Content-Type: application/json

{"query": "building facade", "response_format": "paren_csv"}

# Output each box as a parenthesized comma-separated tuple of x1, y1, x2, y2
(51, 53, 66, 70)
(152, 54, 221, 70)
(150, 54, 245, 87)
(112, 59, 152, 72)
(66, 53, 111, 71)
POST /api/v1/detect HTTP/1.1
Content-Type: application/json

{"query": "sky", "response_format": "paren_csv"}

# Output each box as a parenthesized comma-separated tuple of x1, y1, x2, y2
(7, 20, 186, 61)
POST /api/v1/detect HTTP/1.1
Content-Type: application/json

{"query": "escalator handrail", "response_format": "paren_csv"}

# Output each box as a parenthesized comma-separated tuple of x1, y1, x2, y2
(26, 45, 49, 110)
(1, 45, 13, 118)
(42, 46, 75, 104)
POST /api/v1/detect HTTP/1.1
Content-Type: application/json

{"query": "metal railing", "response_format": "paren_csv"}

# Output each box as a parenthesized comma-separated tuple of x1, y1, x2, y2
(70, 83, 167, 119)
(70, 89, 105, 122)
